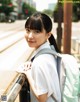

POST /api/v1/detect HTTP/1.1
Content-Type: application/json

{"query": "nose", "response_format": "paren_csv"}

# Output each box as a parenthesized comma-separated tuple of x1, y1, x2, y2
(28, 32, 34, 38)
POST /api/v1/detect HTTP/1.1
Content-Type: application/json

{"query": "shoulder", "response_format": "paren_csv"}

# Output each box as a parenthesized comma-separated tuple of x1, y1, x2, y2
(34, 54, 54, 62)
(32, 54, 56, 70)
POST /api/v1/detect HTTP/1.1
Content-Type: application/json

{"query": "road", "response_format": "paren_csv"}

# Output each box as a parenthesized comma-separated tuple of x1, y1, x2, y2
(52, 21, 80, 39)
(0, 20, 80, 39)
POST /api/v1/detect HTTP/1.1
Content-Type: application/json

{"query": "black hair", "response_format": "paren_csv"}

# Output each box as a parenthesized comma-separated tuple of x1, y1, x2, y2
(25, 12, 52, 33)
(25, 12, 60, 53)
(48, 34, 61, 53)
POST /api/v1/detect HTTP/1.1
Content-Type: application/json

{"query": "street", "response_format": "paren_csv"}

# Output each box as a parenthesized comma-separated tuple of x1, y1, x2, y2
(0, 20, 80, 40)
(52, 21, 80, 39)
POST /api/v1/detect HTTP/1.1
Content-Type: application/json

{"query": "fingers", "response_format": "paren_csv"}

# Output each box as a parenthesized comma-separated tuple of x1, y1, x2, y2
(23, 62, 32, 71)
(16, 61, 32, 73)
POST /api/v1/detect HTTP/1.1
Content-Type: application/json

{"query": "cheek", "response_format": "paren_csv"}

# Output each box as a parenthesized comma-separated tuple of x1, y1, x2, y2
(24, 34, 28, 42)
(24, 34, 28, 39)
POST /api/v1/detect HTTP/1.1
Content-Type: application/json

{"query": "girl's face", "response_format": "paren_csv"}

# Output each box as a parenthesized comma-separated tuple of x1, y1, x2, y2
(25, 28, 50, 49)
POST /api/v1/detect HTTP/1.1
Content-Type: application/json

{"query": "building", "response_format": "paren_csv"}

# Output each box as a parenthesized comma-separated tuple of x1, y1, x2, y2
(16, 0, 36, 14)
(11, 0, 18, 17)
(12, 0, 36, 19)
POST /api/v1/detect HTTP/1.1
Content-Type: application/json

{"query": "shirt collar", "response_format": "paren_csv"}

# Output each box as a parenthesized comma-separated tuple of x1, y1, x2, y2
(30, 41, 56, 60)
(30, 41, 50, 58)
(33, 41, 50, 55)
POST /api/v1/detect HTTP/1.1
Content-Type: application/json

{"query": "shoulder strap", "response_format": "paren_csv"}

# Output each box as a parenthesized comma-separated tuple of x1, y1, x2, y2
(34, 48, 59, 57)
(31, 48, 58, 61)
(31, 48, 62, 80)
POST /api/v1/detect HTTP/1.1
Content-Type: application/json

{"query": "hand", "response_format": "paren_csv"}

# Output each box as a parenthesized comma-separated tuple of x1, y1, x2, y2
(23, 61, 32, 71)
(16, 61, 32, 73)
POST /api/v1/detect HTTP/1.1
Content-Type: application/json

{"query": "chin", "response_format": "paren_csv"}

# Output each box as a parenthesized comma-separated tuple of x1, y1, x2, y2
(28, 44, 35, 48)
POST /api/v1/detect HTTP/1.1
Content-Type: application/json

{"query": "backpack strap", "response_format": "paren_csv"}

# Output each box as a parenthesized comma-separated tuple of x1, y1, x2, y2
(31, 48, 62, 80)
(31, 48, 58, 61)
(57, 56, 62, 79)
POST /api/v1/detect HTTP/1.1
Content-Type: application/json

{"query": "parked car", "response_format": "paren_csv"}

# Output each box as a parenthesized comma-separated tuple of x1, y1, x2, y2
(7, 15, 16, 23)
(0, 12, 16, 23)
(0, 13, 6, 22)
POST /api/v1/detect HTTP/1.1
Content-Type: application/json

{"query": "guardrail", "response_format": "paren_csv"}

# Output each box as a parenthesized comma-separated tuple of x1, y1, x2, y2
(0, 23, 34, 102)
(0, 73, 26, 102)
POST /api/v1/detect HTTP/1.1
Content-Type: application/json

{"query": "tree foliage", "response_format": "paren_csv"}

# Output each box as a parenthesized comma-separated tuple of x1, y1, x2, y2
(53, 0, 80, 22)
(72, 0, 80, 21)
(0, 0, 14, 15)
(22, 2, 36, 17)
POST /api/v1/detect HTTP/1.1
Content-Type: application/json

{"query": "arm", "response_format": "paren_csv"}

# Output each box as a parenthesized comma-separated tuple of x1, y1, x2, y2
(25, 69, 48, 102)
(17, 61, 48, 102)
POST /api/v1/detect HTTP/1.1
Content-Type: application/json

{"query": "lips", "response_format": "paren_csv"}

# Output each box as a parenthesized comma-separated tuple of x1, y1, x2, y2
(28, 40, 35, 43)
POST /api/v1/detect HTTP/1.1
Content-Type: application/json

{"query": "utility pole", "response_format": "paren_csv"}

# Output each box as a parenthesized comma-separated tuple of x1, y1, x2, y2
(63, 0, 72, 54)
(57, 0, 63, 51)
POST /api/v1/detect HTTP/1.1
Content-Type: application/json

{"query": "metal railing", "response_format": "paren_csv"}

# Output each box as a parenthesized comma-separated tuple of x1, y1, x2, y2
(0, 73, 28, 102)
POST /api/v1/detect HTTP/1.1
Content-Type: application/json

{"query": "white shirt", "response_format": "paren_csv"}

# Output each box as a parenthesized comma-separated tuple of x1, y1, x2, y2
(30, 42, 61, 102)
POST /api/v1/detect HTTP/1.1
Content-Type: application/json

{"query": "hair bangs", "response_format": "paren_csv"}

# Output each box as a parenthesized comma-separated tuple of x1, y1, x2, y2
(25, 17, 43, 32)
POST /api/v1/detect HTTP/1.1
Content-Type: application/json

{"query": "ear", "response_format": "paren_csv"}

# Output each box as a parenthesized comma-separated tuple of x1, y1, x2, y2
(47, 32, 51, 39)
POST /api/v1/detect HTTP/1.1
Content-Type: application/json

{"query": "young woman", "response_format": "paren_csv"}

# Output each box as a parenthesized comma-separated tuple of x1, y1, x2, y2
(17, 12, 61, 102)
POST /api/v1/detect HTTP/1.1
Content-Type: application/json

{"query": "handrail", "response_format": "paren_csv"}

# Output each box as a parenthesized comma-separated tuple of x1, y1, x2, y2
(0, 73, 26, 102)
(0, 48, 35, 102)
(0, 44, 34, 102)
(7, 73, 26, 102)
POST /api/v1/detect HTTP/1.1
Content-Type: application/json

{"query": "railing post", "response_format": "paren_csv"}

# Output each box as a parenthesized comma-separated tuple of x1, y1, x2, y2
(63, 0, 72, 54)
(57, 0, 63, 51)
(19, 79, 30, 102)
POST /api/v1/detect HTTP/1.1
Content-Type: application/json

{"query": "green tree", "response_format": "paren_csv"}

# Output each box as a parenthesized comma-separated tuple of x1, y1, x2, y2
(22, 2, 36, 18)
(0, 0, 14, 16)
(53, 0, 80, 22)
(72, 0, 80, 21)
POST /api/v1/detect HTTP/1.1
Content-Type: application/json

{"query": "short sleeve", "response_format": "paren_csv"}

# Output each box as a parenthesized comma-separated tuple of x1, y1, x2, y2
(31, 63, 48, 95)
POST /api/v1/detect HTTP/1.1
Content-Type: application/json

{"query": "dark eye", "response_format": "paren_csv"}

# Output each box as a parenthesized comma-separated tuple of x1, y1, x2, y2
(26, 28, 30, 33)
(34, 30, 40, 34)
(36, 30, 40, 33)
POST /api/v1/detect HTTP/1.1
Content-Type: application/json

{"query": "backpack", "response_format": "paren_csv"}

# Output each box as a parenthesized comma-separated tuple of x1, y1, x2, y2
(31, 46, 80, 102)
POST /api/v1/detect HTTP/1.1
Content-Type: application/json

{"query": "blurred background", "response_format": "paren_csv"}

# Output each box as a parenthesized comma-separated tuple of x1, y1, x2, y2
(0, 0, 80, 58)
(0, 0, 80, 60)
(0, 0, 80, 22)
